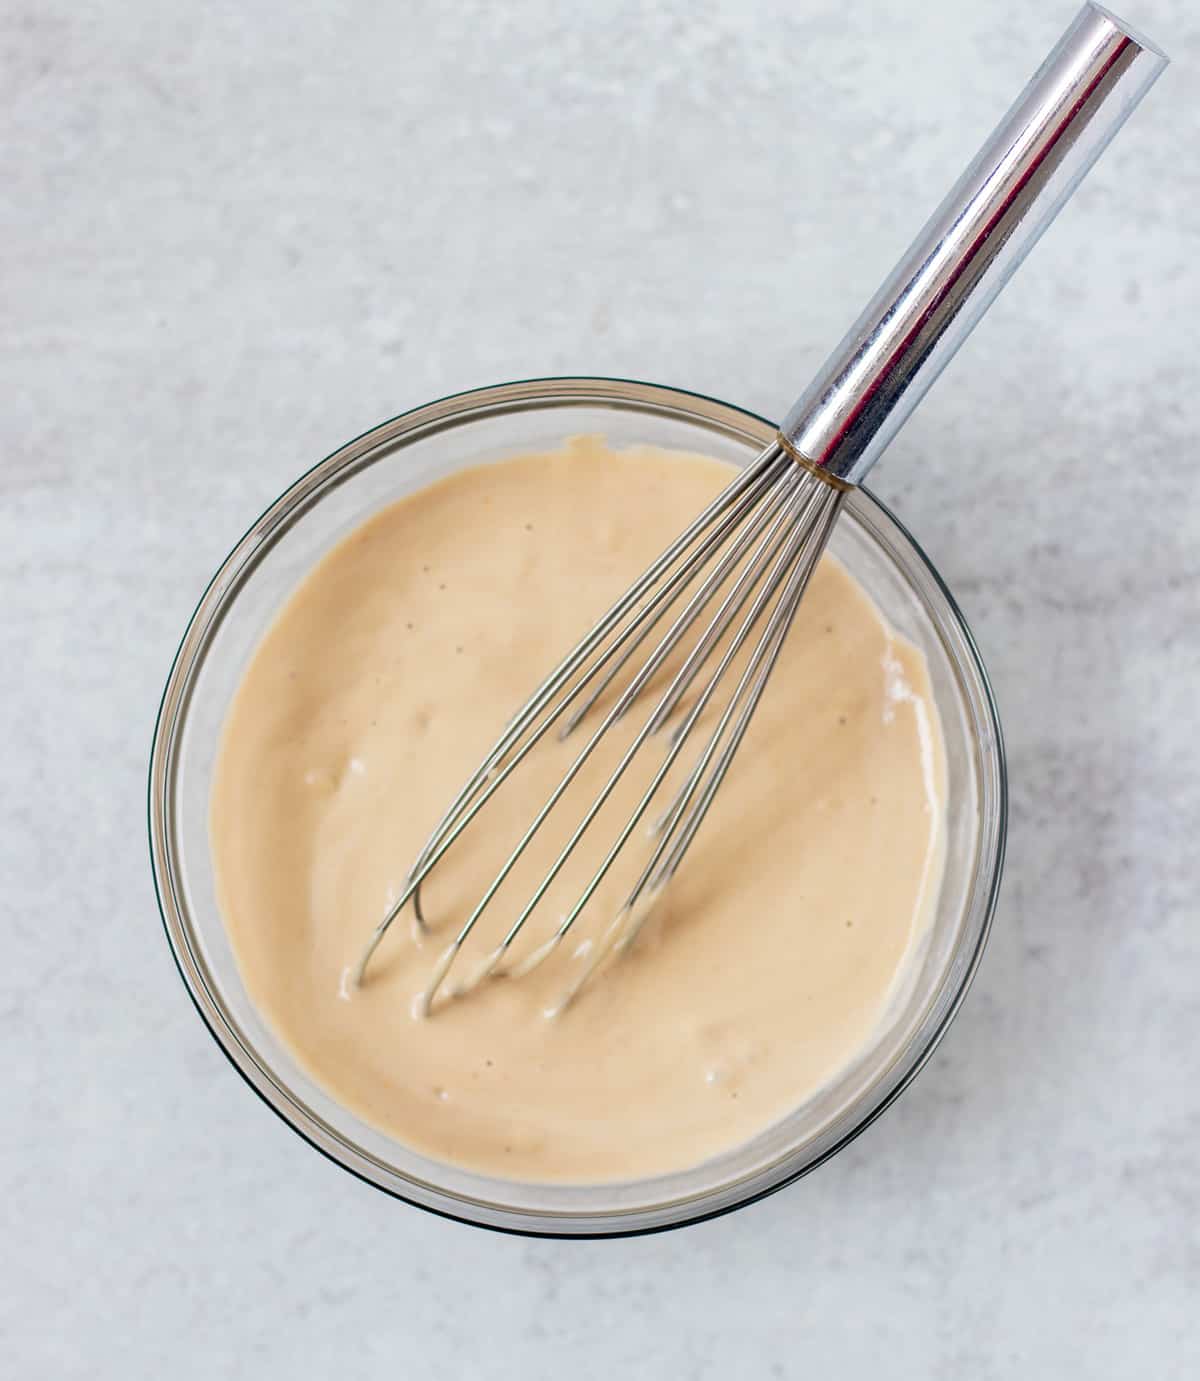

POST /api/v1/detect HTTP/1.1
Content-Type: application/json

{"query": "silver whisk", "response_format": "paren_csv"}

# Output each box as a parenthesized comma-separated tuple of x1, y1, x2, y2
(356, 4, 1165, 1014)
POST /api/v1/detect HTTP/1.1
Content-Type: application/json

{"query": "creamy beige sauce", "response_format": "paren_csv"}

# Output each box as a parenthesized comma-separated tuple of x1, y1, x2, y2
(211, 438, 945, 1182)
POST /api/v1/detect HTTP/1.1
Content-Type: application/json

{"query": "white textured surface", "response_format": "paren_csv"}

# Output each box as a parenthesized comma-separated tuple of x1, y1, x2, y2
(4, 1, 1199, 1375)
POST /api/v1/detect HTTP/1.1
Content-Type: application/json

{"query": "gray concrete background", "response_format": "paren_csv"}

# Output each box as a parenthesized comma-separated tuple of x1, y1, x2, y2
(4, 0, 1198, 1376)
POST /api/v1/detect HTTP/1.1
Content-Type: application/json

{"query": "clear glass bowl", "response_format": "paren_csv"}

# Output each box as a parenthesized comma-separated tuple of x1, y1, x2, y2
(149, 378, 1006, 1237)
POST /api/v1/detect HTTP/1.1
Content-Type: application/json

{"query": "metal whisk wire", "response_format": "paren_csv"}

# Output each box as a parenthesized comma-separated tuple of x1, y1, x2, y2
(355, 447, 842, 1011)
(353, 442, 786, 973)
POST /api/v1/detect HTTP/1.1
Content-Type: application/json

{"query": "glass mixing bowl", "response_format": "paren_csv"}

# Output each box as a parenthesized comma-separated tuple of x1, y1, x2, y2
(149, 378, 1006, 1237)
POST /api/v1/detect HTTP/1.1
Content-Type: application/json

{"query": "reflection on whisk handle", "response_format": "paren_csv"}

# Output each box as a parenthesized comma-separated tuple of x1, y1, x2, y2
(780, 2, 1167, 487)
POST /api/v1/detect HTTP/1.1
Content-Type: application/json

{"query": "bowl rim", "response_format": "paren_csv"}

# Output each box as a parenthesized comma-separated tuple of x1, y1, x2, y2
(148, 375, 1007, 1238)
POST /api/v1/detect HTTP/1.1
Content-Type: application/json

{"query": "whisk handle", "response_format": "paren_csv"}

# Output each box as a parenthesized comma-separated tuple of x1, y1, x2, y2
(779, 2, 1167, 487)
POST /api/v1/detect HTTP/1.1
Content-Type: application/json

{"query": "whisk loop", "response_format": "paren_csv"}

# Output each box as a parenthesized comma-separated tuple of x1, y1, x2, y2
(354, 448, 843, 1013)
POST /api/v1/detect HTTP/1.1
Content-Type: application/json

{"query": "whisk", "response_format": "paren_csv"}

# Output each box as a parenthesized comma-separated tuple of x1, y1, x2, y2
(356, 3, 1165, 1014)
